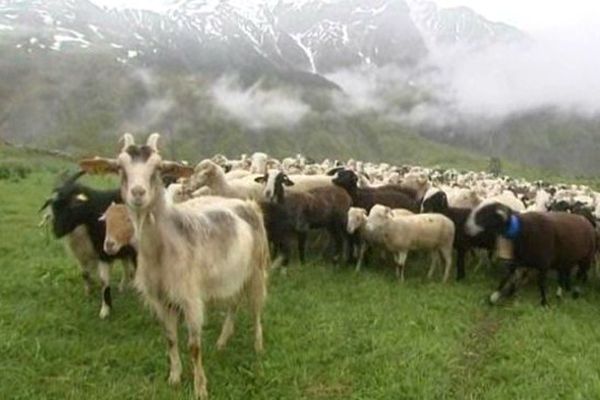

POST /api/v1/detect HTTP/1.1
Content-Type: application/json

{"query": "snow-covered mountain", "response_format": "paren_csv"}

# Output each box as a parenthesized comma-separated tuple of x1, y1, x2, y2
(0, 0, 524, 86)
(408, 0, 526, 51)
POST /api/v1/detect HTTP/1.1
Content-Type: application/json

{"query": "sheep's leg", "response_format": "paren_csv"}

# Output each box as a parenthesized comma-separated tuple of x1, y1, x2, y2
(394, 252, 408, 282)
(538, 269, 548, 307)
(328, 227, 344, 264)
(216, 304, 238, 350)
(441, 247, 453, 283)
(456, 248, 466, 281)
(182, 299, 207, 399)
(490, 265, 518, 305)
(98, 261, 111, 319)
(248, 269, 266, 353)
(556, 268, 570, 299)
(355, 241, 368, 273)
(574, 260, 591, 298)
(427, 252, 438, 279)
(347, 233, 358, 265)
(149, 300, 182, 386)
(297, 232, 307, 265)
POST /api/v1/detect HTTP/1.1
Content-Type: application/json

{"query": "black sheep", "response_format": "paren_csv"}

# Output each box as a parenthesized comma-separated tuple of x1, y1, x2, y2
(466, 202, 596, 306)
(40, 171, 136, 318)
(421, 189, 495, 280)
(256, 171, 352, 264)
(331, 169, 419, 212)
(332, 169, 420, 265)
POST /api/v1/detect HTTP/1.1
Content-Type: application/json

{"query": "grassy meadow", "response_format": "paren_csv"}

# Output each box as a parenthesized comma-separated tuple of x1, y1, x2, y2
(3, 146, 600, 399)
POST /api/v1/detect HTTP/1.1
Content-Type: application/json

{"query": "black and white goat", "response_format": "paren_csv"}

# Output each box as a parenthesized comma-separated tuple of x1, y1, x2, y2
(40, 171, 136, 318)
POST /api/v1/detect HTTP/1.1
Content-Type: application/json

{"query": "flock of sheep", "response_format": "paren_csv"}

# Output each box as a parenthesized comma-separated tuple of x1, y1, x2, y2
(40, 133, 599, 399)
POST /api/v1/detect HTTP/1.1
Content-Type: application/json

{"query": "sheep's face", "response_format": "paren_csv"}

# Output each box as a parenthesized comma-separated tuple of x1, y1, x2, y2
(421, 189, 448, 213)
(332, 170, 358, 191)
(347, 207, 367, 233)
(369, 205, 393, 221)
(466, 203, 509, 236)
(191, 160, 217, 189)
(256, 171, 294, 203)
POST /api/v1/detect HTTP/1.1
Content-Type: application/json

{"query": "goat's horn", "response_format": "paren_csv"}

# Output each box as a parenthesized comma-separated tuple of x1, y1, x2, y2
(120, 133, 135, 152)
(146, 133, 160, 152)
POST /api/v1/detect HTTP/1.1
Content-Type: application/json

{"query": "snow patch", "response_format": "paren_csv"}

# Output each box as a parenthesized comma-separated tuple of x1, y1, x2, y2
(291, 33, 317, 73)
(52, 28, 90, 50)
(88, 24, 104, 39)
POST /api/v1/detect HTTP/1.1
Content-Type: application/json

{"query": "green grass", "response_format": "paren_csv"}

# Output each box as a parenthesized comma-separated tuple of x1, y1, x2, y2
(3, 147, 600, 399)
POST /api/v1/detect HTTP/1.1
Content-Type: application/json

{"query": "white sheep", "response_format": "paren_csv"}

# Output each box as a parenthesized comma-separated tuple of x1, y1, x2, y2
(365, 205, 455, 282)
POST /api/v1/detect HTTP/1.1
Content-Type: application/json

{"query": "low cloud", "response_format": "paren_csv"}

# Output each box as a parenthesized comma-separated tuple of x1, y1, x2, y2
(211, 76, 311, 130)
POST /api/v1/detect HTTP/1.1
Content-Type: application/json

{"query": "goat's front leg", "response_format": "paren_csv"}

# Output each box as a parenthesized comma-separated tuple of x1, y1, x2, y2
(97, 261, 111, 319)
(79, 260, 94, 296)
(183, 299, 207, 399)
(119, 259, 134, 292)
(149, 299, 182, 385)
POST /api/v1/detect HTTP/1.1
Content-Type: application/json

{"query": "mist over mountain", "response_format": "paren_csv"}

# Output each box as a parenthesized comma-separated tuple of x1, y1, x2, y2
(1, 0, 599, 175)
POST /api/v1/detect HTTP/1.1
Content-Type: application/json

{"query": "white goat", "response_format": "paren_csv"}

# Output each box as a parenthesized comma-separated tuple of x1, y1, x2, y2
(80, 134, 270, 399)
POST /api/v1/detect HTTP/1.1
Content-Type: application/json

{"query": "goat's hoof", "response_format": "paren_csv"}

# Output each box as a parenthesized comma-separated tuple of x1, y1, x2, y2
(194, 385, 208, 399)
(167, 372, 181, 386)
(216, 339, 228, 351)
(572, 288, 582, 299)
(99, 306, 110, 319)
(489, 291, 501, 305)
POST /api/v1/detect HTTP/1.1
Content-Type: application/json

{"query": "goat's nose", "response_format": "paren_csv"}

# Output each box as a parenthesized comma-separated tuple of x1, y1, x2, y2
(104, 239, 115, 253)
(131, 186, 146, 198)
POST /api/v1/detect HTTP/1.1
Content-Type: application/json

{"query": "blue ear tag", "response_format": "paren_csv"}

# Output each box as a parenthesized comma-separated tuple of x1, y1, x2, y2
(503, 214, 521, 240)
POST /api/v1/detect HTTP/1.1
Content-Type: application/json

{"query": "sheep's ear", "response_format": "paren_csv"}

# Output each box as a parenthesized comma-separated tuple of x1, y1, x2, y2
(283, 176, 295, 186)
(160, 161, 194, 179)
(79, 157, 119, 175)
(326, 166, 344, 176)
(496, 206, 508, 220)
(385, 207, 394, 219)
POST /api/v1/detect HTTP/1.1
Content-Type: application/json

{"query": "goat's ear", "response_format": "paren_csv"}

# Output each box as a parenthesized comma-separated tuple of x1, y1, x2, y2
(75, 193, 89, 202)
(98, 213, 106, 222)
(160, 161, 194, 179)
(39, 197, 53, 212)
(254, 175, 267, 184)
(79, 157, 119, 175)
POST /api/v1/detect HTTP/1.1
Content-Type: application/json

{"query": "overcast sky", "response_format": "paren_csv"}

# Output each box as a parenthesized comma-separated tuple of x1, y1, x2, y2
(92, 0, 600, 34)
